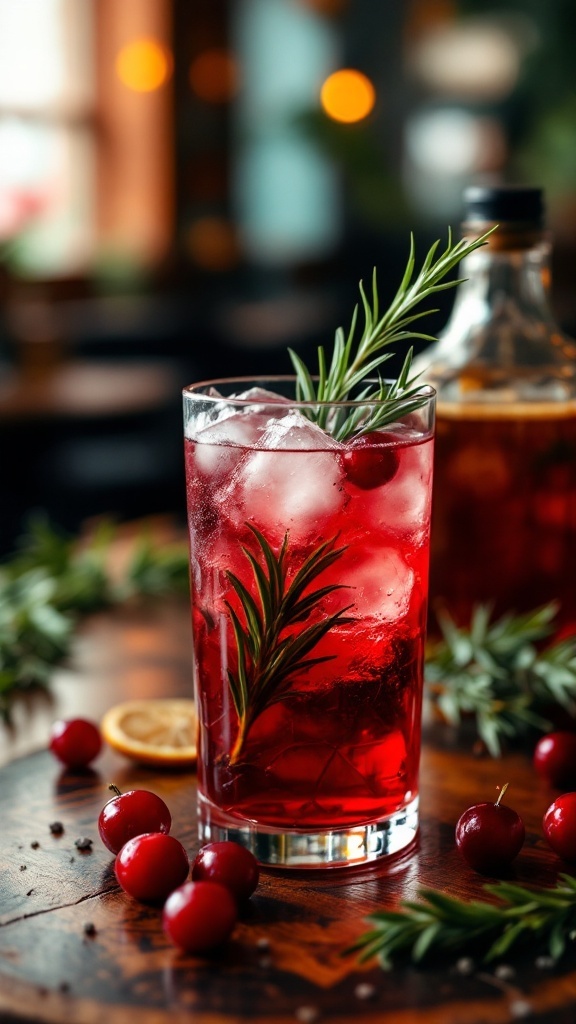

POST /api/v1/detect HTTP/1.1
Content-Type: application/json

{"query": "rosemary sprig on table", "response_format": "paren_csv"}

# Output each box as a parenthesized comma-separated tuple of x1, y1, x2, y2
(225, 525, 354, 763)
(350, 874, 576, 969)
(289, 227, 495, 440)
(425, 603, 576, 756)
(0, 519, 189, 716)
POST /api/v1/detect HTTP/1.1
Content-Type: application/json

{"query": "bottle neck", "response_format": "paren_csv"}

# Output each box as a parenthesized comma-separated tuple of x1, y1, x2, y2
(448, 235, 555, 328)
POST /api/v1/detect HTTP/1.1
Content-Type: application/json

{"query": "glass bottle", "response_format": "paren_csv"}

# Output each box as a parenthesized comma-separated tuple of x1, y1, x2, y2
(415, 185, 576, 631)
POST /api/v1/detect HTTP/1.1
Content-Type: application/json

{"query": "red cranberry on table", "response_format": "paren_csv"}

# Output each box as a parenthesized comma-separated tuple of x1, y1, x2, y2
(115, 833, 189, 904)
(543, 793, 576, 862)
(533, 732, 576, 789)
(163, 880, 238, 954)
(455, 783, 525, 875)
(49, 718, 102, 768)
(191, 841, 259, 903)
(342, 432, 400, 490)
(98, 785, 172, 854)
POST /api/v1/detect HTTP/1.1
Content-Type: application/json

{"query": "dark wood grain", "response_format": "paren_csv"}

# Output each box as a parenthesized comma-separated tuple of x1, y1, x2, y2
(1, 599, 576, 1024)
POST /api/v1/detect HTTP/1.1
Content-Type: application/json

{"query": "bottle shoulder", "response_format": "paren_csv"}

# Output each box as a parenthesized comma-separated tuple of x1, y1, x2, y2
(412, 276, 576, 402)
(413, 323, 576, 403)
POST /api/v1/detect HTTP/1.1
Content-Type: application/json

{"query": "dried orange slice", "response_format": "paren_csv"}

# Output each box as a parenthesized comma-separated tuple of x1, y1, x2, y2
(101, 699, 198, 768)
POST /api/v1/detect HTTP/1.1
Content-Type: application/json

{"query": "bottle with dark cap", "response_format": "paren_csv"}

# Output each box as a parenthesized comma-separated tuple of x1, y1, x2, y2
(415, 184, 576, 630)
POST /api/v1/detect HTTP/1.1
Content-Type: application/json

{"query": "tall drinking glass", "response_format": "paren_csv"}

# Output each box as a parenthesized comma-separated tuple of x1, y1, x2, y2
(183, 377, 435, 868)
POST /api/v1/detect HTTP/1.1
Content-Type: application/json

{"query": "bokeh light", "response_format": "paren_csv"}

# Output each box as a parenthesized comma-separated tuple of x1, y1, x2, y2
(189, 49, 239, 104)
(186, 217, 240, 271)
(406, 108, 506, 176)
(410, 20, 521, 101)
(116, 38, 173, 93)
(320, 69, 376, 123)
(296, 0, 348, 14)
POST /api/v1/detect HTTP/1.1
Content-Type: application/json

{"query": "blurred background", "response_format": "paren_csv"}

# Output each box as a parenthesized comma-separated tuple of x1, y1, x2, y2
(1, 0, 576, 554)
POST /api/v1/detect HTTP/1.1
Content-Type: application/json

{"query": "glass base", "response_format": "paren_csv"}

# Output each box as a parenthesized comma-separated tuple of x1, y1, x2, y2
(197, 794, 419, 869)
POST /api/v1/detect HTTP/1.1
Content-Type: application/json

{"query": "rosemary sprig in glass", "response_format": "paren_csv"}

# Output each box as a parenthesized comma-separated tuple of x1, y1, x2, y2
(225, 525, 354, 763)
(289, 226, 495, 440)
(349, 874, 576, 969)
(425, 603, 576, 756)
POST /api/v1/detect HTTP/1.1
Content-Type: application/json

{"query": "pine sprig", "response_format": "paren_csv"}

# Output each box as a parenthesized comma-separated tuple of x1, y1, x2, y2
(349, 874, 576, 969)
(289, 227, 495, 440)
(426, 603, 576, 756)
(225, 525, 354, 763)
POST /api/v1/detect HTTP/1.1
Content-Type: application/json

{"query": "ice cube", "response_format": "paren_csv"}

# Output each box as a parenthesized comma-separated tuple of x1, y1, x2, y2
(231, 386, 290, 405)
(185, 386, 282, 440)
(341, 731, 408, 792)
(342, 546, 415, 620)
(266, 742, 374, 800)
(256, 410, 344, 451)
(235, 413, 346, 544)
(192, 411, 271, 480)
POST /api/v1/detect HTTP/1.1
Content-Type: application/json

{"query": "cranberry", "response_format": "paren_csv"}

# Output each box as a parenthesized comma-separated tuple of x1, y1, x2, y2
(342, 431, 400, 489)
(98, 785, 172, 854)
(533, 732, 576, 789)
(115, 833, 189, 904)
(191, 841, 259, 902)
(543, 793, 576, 861)
(455, 783, 525, 875)
(49, 718, 102, 768)
(163, 881, 238, 954)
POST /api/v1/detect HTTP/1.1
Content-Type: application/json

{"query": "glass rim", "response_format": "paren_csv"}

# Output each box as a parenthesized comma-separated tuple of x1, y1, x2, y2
(183, 375, 436, 409)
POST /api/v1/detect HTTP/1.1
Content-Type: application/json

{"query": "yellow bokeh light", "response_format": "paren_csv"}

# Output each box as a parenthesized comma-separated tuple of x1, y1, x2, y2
(189, 49, 239, 104)
(320, 69, 376, 123)
(116, 38, 172, 93)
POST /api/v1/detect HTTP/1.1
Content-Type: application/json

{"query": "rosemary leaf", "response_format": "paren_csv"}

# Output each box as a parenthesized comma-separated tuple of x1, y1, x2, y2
(349, 875, 576, 969)
(426, 602, 576, 755)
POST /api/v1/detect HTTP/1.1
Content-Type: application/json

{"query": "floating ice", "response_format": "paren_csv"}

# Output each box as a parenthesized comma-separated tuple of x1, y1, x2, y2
(256, 410, 344, 451)
(233, 412, 346, 544)
(185, 386, 285, 440)
(231, 386, 290, 404)
(192, 410, 271, 480)
(343, 546, 415, 620)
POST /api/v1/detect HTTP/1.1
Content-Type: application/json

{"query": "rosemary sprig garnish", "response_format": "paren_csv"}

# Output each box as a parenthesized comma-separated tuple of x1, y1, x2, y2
(349, 874, 576, 969)
(426, 603, 576, 756)
(289, 227, 495, 440)
(225, 525, 354, 764)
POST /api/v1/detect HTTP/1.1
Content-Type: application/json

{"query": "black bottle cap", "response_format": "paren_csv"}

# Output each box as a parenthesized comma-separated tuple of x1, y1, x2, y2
(463, 185, 544, 225)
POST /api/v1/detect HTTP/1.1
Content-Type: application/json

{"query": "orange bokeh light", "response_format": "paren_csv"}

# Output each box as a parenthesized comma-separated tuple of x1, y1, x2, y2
(116, 38, 173, 93)
(187, 217, 239, 271)
(189, 49, 239, 104)
(295, 0, 344, 11)
(320, 69, 376, 123)
(297, 0, 347, 13)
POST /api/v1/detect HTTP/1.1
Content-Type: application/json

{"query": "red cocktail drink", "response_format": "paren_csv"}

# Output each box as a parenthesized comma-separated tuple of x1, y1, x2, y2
(184, 378, 435, 867)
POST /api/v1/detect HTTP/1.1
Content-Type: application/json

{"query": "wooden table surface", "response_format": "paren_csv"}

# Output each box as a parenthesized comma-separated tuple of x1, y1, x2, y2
(1, 597, 576, 1024)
